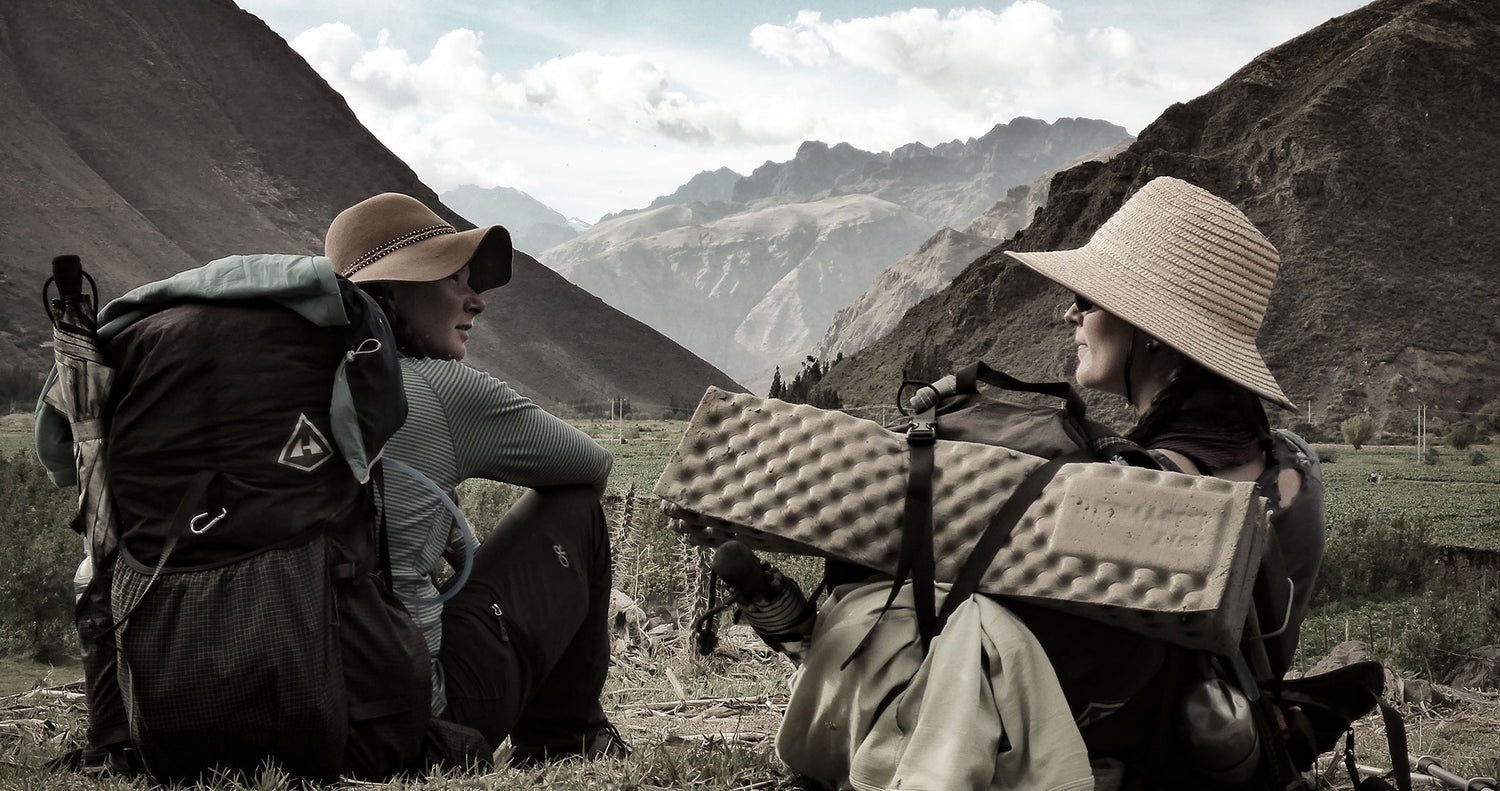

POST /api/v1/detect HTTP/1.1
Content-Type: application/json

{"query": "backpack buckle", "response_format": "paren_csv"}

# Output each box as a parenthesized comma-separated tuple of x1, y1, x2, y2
(906, 420, 936, 445)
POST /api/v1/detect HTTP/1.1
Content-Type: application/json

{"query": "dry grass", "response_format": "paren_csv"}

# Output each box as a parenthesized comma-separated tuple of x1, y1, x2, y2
(0, 617, 807, 791)
(1313, 687, 1500, 789)
(6, 614, 1500, 790)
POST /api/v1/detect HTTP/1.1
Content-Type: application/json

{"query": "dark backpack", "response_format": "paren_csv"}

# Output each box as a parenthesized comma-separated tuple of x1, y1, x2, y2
(876, 362, 1408, 791)
(49, 256, 433, 782)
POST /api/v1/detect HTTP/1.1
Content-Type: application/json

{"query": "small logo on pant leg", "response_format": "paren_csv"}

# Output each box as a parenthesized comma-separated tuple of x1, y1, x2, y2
(553, 543, 570, 568)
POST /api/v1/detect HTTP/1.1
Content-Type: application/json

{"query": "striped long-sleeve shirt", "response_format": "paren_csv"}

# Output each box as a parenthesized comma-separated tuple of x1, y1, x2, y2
(381, 357, 613, 715)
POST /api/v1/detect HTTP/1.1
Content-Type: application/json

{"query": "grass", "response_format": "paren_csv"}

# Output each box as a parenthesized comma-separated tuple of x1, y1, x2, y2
(0, 654, 82, 697)
(1316, 443, 1500, 547)
(0, 431, 32, 461)
(3, 420, 1500, 788)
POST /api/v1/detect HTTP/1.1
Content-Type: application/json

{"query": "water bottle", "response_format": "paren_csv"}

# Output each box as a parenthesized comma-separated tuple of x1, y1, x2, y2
(1181, 676, 1261, 786)
(712, 540, 817, 661)
(73, 554, 93, 602)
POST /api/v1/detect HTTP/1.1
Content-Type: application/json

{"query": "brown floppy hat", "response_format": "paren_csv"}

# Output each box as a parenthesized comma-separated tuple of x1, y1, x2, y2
(325, 192, 514, 292)
(1004, 176, 1295, 411)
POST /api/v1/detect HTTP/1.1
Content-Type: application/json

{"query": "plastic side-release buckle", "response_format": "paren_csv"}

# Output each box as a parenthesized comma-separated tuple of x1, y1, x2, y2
(906, 419, 936, 445)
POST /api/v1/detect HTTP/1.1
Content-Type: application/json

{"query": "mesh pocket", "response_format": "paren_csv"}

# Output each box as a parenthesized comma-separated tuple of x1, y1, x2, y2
(114, 536, 345, 781)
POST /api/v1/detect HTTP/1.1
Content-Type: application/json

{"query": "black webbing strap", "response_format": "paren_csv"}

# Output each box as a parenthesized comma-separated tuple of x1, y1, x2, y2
(933, 449, 1093, 632)
(841, 385, 940, 667)
(370, 463, 396, 591)
(895, 393, 939, 652)
(956, 362, 1088, 424)
(1378, 698, 1413, 791)
(1343, 695, 1412, 791)
(98, 469, 217, 641)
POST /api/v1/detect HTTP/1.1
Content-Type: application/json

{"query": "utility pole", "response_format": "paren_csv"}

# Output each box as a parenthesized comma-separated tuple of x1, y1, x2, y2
(1416, 404, 1426, 461)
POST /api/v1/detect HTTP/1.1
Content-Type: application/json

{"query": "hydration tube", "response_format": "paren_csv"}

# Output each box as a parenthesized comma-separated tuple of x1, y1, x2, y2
(382, 458, 475, 607)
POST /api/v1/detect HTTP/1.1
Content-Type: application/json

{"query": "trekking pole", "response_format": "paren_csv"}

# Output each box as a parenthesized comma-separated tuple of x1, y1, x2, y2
(1411, 755, 1497, 791)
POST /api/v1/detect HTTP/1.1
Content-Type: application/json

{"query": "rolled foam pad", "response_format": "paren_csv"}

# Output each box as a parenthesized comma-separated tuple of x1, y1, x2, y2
(654, 387, 1270, 654)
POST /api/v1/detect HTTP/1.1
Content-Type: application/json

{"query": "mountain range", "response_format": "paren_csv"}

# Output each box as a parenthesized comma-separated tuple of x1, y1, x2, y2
(0, 0, 739, 415)
(820, 0, 1500, 435)
(537, 118, 1132, 388)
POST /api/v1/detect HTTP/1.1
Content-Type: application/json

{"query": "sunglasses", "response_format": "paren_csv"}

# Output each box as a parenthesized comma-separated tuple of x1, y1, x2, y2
(1071, 293, 1097, 314)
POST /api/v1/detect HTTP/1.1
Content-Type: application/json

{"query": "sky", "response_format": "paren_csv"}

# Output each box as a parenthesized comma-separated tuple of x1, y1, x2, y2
(235, 0, 1371, 224)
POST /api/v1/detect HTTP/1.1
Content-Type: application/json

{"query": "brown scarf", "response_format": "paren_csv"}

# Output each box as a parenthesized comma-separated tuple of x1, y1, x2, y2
(1126, 366, 1270, 473)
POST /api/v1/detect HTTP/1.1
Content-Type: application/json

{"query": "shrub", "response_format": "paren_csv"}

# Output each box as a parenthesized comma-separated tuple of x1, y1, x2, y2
(1341, 414, 1375, 449)
(1424, 447, 1442, 466)
(1478, 395, 1500, 434)
(1314, 515, 1433, 604)
(0, 452, 80, 661)
(1289, 421, 1329, 443)
(1447, 423, 1477, 450)
(1389, 583, 1500, 681)
(1470, 450, 1489, 466)
(1318, 448, 1338, 464)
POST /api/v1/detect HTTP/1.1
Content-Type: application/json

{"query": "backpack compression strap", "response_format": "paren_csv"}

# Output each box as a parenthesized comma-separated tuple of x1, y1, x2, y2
(953, 362, 1088, 424)
(933, 448, 1094, 632)
(99, 469, 218, 640)
(893, 385, 940, 652)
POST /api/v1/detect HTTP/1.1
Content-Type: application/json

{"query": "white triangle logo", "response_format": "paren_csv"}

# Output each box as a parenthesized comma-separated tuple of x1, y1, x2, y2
(278, 413, 333, 473)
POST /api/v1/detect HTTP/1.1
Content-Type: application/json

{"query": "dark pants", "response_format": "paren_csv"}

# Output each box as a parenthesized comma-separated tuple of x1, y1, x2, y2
(439, 486, 612, 752)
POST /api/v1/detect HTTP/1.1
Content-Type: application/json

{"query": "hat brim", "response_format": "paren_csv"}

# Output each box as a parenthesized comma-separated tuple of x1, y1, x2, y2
(1006, 247, 1296, 411)
(345, 225, 514, 292)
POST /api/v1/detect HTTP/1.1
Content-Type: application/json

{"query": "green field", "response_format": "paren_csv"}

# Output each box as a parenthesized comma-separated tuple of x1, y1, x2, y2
(1316, 443, 1500, 547)
(573, 418, 689, 496)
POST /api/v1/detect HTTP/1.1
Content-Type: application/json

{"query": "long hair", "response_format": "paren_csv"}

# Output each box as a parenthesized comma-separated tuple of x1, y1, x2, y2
(1126, 360, 1271, 471)
(357, 282, 426, 359)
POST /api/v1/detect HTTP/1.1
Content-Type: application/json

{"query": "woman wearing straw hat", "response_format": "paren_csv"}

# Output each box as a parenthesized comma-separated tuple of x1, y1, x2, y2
(1005, 175, 1324, 629)
(325, 193, 625, 763)
(1003, 177, 1325, 789)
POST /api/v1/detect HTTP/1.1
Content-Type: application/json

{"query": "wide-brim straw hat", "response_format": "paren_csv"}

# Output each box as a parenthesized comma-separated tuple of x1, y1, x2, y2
(325, 192, 515, 292)
(1005, 176, 1295, 410)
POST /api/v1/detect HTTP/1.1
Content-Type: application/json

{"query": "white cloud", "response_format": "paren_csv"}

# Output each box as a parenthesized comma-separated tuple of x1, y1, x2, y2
(282, 4, 1170, 219)
(749, 10, 832, 66)
(513, 52, 712, 142)
(747, 2, 1157, 123)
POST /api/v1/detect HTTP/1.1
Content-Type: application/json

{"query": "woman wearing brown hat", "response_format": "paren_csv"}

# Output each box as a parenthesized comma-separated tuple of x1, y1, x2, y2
(1006, 175, 1324, 628)
(326, 193, 624, 763)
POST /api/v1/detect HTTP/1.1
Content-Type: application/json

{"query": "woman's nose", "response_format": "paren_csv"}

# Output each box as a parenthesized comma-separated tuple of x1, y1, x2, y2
(1062, 303, 1082, 325)
(467, 292, 485, 315)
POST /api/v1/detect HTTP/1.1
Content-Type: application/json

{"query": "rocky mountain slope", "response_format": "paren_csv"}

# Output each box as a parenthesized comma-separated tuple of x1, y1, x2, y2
(732, 117, 1130, 230)
(812, 139, 1133, 366)
(543, 194, 936, 385)
(808, 228, 1000, 365)
(822, 0, 1500, 435)
(0, 0, 740, 413)
(440, 185, 582, 254)
(543, 118, 1132, 388)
